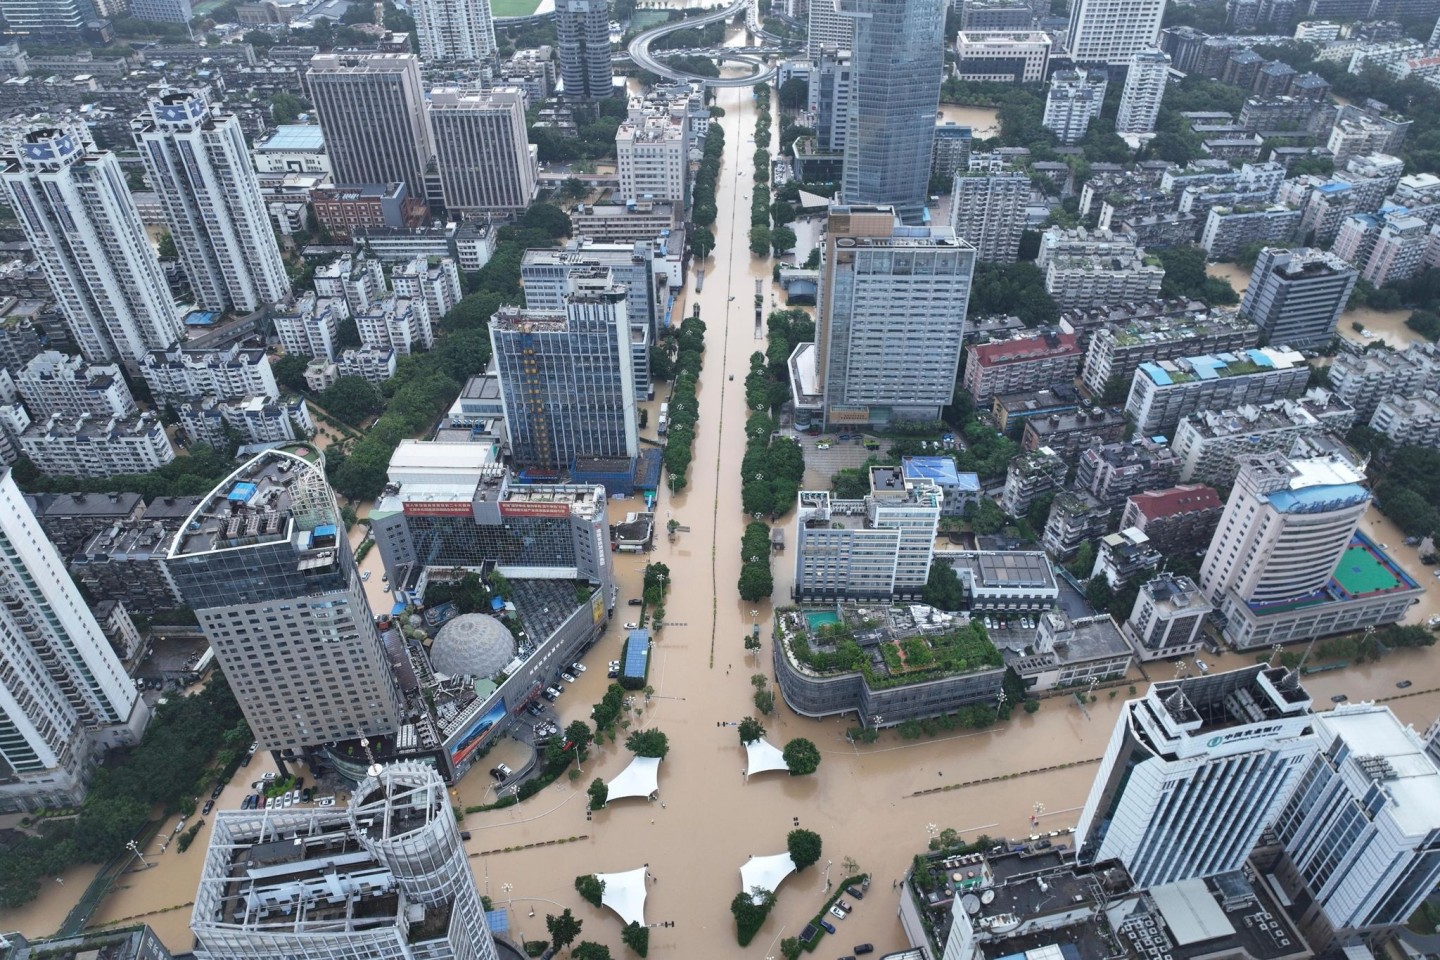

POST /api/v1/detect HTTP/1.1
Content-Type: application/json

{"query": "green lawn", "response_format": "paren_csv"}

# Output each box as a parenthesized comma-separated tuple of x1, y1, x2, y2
(491, 0, 542, 15)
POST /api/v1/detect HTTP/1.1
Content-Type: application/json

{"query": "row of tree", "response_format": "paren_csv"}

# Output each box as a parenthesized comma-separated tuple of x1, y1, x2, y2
(691, 123, 726, 258)
(750, 83, 775, 256)
(662, 312, 706, 491)
(738, 521, 775, 602)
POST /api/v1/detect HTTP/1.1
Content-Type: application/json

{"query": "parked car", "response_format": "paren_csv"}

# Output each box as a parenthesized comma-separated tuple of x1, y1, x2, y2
(1331, 694, 1348, 703)
(542, 688, 559, 701)
(624, 622, 638, 630)
(361, 571, 371, 581)
(1398, 680, 1414, 688)
(608, 668, 620, 678)
(560, 672, 577, 683)
(855, 945, 875, 955)
(261, 772, 277, 781)
(202, 799, 214, 815)
(829, 905, 847, 920)
(628, 598, 642, 606)
(846, 886, 865, 900)
(571, 662, 586, 673)
(316, 797, 336, 807)
(819, 919, 837, 935)
(835, 900, 851, 913)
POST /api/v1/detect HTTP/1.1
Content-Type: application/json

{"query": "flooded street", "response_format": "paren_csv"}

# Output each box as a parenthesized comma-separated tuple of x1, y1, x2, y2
(6, 70, 1440, 960)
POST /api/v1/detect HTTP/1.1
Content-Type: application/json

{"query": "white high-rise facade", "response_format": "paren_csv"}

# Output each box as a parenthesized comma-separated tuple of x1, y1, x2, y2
(1, 128, 181, 364)
(818, 205, 976, 429)
(1075, 664, 1316, 887)
(1272, 705, 1440, 947)
(1199, 450, 1369, 608)
(0, 469, 147, 812)
(1067, 0, 1168, 65)
(1116, 49, 1171, 134)
(949, 173, 1029, 262)
(411, 0, 497, 63)
(428, 87, 537, 214)
(134, 91, 292, 313)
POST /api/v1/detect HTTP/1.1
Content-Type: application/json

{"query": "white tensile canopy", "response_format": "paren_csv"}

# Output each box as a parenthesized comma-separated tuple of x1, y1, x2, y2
(595, 867, 648, 927)
(739, 852, 797, 903)
(744, 737, 789, 777)
(606, 754, 662, 801)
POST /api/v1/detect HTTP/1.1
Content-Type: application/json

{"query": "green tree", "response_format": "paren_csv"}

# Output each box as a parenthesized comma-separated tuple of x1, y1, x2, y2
(744, 633, 762, 655)
(622, 921, 650, 957)
(778, 75, 808, 110)
(731, 889, 776, 946)
(565, 720, 594, 761)
(157, 232, 177, 259)
(520, 201, 572, 239)
(787, 828, 823, 870)
(573, 942, 614, 960)
(319, 377, 383, 425)
(782, 737, 821, 776)
(754, 688, 775, 714)
(269, 92, 309, 124)
(749, 225, 772, 257)
(771, 225, 797, 254)
(780, 936, 803, 960)
(574, 874, 605, 907)
(273, 353, 310, 393)
(546, 908, 582, 950)
(587, 777, 608, 810)
(625, 728, 669, 758)
(737, 715, 766, 745)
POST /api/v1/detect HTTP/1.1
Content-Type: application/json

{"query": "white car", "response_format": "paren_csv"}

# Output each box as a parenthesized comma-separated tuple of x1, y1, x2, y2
(624, 622, 638, 630)
(315, 797, 336, 807)
(571, 662, 586, 673)
(261, 772, 277, 781)
(560, 672, 577, 683)
(361, 571, 371, 581)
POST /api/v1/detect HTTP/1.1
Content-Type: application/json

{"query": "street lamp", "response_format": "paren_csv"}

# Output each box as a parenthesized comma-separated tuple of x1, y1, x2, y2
(824, 859, 833, 890)
(125, 840, 149, 869)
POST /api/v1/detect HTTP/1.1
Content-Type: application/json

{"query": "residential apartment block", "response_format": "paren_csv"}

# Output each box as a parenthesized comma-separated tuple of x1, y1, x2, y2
(962, 332, 1082, 404)
(1120, 484, 1224, 557)
(1172, 389, 1356, 485)
(1124, 346, 1311, 435)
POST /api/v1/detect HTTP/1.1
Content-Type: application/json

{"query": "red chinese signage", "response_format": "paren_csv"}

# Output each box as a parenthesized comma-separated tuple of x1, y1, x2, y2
(498, 500, 572, 518)
(403, 501, 473, 517)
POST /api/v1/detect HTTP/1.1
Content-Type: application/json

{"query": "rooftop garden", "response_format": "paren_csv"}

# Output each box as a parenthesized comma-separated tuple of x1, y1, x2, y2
(778, 613, 1003, 690)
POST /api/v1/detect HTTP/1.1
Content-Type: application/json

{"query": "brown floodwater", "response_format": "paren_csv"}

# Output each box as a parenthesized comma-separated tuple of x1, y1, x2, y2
(8, 70, 1440, 960)
(938, 104, 1001, 139)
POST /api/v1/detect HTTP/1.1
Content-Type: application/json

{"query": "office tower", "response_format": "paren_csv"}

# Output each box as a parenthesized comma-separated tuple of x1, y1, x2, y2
(166, 447, 403, 759)
(793, 468, 943, 600)
(1239, 247, 1357, 351)
(490, 268, 637, 471)
(411, 0, 497, 63)
(555, 0, 613, 100)
(1200, 449, 1419, 650)
(0, 0, 87, 33)
(307, 54, 433, 200)
(810, 47, 853, 153)
(953, 31, 1051, 83)
(1116, 50, 1170, 134)
(817, 205, 976, 428)
(192, 763, 499, 960)
(134, 91, 292, 314)
(0, 468, 147, 811)
(1, 129, 181, 365)
(1068, 0, 1169, 65)
(130, 0, 193, 22)
(1043, 69, 1107, 144)
(807, 0, 853, 59)
(428, 87, 536, 213)
(1075, 665, 1316, 886)
(949, 173, 1029, 262)
(1272, 705, 1440, 949)
(839, 0, 946, 223)
(616, 97, 690, 206)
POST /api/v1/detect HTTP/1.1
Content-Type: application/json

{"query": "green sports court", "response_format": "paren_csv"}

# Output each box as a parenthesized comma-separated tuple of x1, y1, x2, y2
(1333, 544, 1403, 597)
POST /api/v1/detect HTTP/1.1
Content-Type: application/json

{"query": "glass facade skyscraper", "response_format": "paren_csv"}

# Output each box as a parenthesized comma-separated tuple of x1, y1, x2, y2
(839, 0, 946, 223)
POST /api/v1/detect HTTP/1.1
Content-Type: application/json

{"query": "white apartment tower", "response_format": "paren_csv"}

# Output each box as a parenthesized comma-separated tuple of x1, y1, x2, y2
(192, 763, 499, 960)
(616, 97, 690, 206)
(818, 205, 976, 429)
(807, 0, 853, 59)
(1116, 49, 1171, 134)
(1272, 705, 1440, 948)
(1, 128, 181, 364)
(411, 0, 497, 63)
(1068, 0, 1168, 65)
(134, 91, 292, 313)
(0, 468, 148, 812)
(1075, 664, 1316, 887)
(949, 172, 1029, 262)
(1199, 450, 1369, 609)
(1043, 69, 1108, 144)
(428, 87, 537, 214)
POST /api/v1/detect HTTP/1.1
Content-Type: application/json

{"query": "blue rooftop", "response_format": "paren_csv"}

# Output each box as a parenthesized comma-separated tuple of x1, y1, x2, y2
(1319, 181, 1351, 194)
(256, 124, 325, 152)
(622, 629, 650, 678)
(1140, 361, 1171, 385)
(902, 456, 975, 488)
(1267, 482, 1369, 514)
(227, 481, 258, 503)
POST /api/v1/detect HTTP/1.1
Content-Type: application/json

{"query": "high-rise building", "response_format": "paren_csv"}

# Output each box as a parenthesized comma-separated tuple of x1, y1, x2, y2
(130, 0, 193, 22)
(817, 205, 976, 428)
(810, 46, 853, 153)
(16, 350, 137, 420)
(1, 129, 181, 365)
(555, 0, 613, 100)
(133, 91, 292, 313)
(949, 172, 1029, 262)
(0, 468, 148, 811)
(1068, 0, 1169, 65)
(306, 54, 434, 200)
(793, 467, 943, 600)
(411, 0, 497, 63)
(806, 0, 853, 60)
(490, 268, 637, 471)
(0, 0, 87, 34)
(839, 0, 945, 223)
(1043, 69, 1108, 144)
(191, 763, 499, 960)
(1116, 50, 1171, 134)
(1272, 705, 1440, 949)
(616, 96, 690, 206)
(1240, 247, 1358, 350)
(1075, 664, 1316, 886)
(1200, 449, 1420, 650)
(428, 87, 536, 213)
(166, 447, 404, 759)
(1121, 573, 1212, 661)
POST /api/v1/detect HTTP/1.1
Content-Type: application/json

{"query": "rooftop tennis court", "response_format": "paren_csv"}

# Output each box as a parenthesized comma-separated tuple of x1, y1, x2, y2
(1333, 544, 1402, 596)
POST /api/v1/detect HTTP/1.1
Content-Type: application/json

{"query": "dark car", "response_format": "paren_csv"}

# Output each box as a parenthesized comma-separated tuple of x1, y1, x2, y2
(846, 886, 865, 900)
(1398, 680, 1413, 688)
(628, 598, 643, 606)
(202, 799, 214, 815)
(1331, 694, 1348, 703)
(855, 946, 875, 956)
(210, 784, 224, 800)
(608, 670, 620, 678)
(819, 919, 837, 935)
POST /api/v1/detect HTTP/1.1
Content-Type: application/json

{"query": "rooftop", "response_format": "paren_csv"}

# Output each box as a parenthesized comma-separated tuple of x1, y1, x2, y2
(971, 332, 1081, 367)
(1316, 705, 1440, 837)
(253, 123, 324, 152)
(170, 447, 335, 558)
(1127, 484, 1222, 519)
(1138, 347, 1305, 387)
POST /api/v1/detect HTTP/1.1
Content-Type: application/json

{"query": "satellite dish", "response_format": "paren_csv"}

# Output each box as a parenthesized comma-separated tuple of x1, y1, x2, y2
(963, 894, 981, 915)
(982, 889, 997, 905)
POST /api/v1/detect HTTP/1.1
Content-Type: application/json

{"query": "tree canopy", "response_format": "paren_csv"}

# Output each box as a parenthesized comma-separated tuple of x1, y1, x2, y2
(787, 828, 823, 870)
(626, 728, 670, 758)
(782, 737, 821, 776)
(737, 716, 766, 745)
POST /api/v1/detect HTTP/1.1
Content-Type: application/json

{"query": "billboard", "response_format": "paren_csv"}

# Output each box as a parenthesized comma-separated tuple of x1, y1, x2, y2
(591, 591, 605, 624)
(450, 699, 507, 767)
(499, 500, 572, 519)
(404, 501, 473, 517)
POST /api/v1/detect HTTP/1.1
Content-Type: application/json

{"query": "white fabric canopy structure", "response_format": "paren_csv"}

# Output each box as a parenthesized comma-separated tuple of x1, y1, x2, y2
(595, 867, 648, 927)
(606, 754, 661, 801)
(739, 852, 797, 904)
(744, 737, 788, 777)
